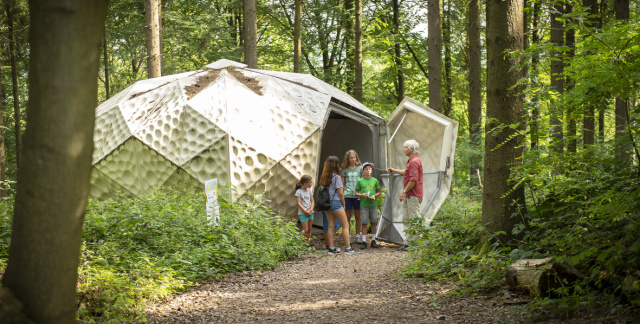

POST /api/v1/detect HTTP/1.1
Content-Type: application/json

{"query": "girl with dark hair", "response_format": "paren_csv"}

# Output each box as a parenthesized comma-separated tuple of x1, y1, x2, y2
(320, 156, 358, 254)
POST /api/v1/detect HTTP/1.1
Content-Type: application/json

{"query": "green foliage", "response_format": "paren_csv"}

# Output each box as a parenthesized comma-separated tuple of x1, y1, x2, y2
(0, 185, 305, 322)
(402, 194, 511, 295)
(513, 147, 640, 311)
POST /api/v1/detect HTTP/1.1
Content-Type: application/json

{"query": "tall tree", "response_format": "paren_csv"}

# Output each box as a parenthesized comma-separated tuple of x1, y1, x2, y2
(294, 0, 301, 73)
(614, 0, 631, 162)
(4, 0, 21, 169)
(103, 31, 110, 99)
(2, 0, 108, 322)
(244, 0, 258, 68)
(344, 0, 355, 94)
(468, 0, 482, 188)
(443, 0, 452, 117)
(549, 0, 565, 153)
(354, 0, 363, 102)
(482, 0, 526, 241)
(0, 35, 5, 198)
(582, 0, 598, 146)
(145, 0, 162, 78)
(530, 0, 540, 149)
(566, 2, 577, 153)
(392, 0, 405, 103)
(428, 0, 443, 112)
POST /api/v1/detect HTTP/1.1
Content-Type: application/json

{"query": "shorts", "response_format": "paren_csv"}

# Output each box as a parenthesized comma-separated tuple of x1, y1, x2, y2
(344, 197, 360, 210)
(322, 211, 341, 232)
(328, 200, 344, 212)
(402, 196, 422, 224)
(360, 206, 378, 224)
(299, 213, 314, 223)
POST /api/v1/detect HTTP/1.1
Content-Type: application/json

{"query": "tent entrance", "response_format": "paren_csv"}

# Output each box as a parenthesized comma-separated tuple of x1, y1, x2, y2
(313, 106, 380, 228)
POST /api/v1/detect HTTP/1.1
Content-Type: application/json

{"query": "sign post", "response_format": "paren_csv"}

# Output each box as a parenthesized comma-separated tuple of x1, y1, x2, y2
(205, 178, 220, 225)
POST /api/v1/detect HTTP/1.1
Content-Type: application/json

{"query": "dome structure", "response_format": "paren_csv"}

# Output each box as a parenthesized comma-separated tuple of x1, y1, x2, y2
(91, 59, 384, 217)
(91, 59, 459, 244)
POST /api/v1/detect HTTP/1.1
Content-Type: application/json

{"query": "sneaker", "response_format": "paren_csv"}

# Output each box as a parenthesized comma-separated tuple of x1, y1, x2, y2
(360, 241, 367, 249)
(325, 246, 341, 252)
(355, 236, 363, 244)
(398, 244, 409, 252)
(326, 247, 338, 254)
(344, 247, 360, 254)
(371, 240, 379, 248)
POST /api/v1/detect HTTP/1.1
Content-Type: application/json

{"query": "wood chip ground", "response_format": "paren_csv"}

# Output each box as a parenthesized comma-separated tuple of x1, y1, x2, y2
(145, 234, 633, 323)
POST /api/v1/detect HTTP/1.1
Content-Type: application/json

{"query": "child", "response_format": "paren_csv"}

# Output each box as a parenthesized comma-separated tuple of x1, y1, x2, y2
(341, 149, 363, 244)
(355, 162, 381, 249)
(295, 175, 315, 248)
(320, 155, 358, 254)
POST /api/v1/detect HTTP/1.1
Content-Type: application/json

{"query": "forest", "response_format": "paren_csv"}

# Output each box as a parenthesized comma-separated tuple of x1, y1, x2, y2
(0, 0, 639, 322)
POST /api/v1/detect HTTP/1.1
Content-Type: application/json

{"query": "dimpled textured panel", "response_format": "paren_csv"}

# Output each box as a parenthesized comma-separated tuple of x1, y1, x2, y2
(279, 130, 320, 179)
(245, 163, 298, 216)
(229, 136, 277, 196)
(271, 78, 329, 126)
(93, 105, 132, 164)
(161, 168, 203, 190)
(226, 71, 317, 162)
(94, 139, 176, 197)
(182, 134, 230, 184)
(186, 74, 227, 131)
(89, 168, 135, 199)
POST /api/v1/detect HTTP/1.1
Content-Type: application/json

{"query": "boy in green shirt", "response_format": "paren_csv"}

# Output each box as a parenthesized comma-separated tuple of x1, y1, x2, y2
(355, 162, 382, 249)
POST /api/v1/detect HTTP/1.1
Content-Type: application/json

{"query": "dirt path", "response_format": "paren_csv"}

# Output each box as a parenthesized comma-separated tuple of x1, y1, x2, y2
(145, 236, 627, 323)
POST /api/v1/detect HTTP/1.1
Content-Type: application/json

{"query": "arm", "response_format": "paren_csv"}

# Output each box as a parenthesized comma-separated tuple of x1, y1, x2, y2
(337, 187, 346, 206)
(372, 189, 382, 199)
(296, 196, 306, 213)
(387, 167, 406, 175)
(308, 196, 314, 215)
(399, 180, 416, 201)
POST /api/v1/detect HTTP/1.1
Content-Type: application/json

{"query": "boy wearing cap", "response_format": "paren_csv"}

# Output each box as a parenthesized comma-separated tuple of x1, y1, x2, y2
(355, 162, 381, 249)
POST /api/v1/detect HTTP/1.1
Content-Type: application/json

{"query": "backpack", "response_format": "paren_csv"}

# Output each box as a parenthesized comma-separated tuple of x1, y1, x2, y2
(315, 186, 336, 211)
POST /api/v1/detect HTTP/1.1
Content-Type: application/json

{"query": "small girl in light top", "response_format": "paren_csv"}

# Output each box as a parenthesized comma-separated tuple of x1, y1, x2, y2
(341, 149, 363, 244)
(295, 175, 315, 247)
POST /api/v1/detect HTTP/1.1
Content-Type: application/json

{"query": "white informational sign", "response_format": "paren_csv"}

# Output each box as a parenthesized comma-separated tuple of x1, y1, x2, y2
(205, 178, 220, 226)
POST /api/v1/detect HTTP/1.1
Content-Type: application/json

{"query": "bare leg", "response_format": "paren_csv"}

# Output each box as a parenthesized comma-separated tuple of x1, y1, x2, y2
(333, 208, 351, 248)
(354, 208, 361, 236)
(326, 211, 336, 248)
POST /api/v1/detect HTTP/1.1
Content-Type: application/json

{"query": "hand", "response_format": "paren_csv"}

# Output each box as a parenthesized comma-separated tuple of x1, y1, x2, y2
(399, 192, 406, 202)
(387, 168, 394, 174)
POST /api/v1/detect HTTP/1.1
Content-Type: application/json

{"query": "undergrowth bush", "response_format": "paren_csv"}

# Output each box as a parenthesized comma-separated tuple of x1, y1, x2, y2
(402, 189, 510, 295)
(0, 185, 305, 323)
(404, 145, 639, 319)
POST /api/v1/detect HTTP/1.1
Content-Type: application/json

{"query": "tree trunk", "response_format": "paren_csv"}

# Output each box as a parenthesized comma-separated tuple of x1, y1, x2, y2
(344, 0, 355, 95)
(582, 0, 598, 146)
(145, 0, 162, 78)
(354, 0, 363, 102)
(614, 0, 631, 163)
(103, 31, 110, 99)
(468, 0, 482, 188)
(443, 0, 452, 117)
(294, 0, 302, 73)
(392, 0, 404, 103)
(0, 35, 5, 198)
(549, 0, 564, 153)
(2, 1, 108, 322)
(506, 257, 584, 296)
(428, 0, 443, 112)
(530, 0, 540, 150)
(4, 0, 21, 170)
(244, 0, 258, 68)
(566, 2, 577, 153)
(482, 0, 526, 242)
